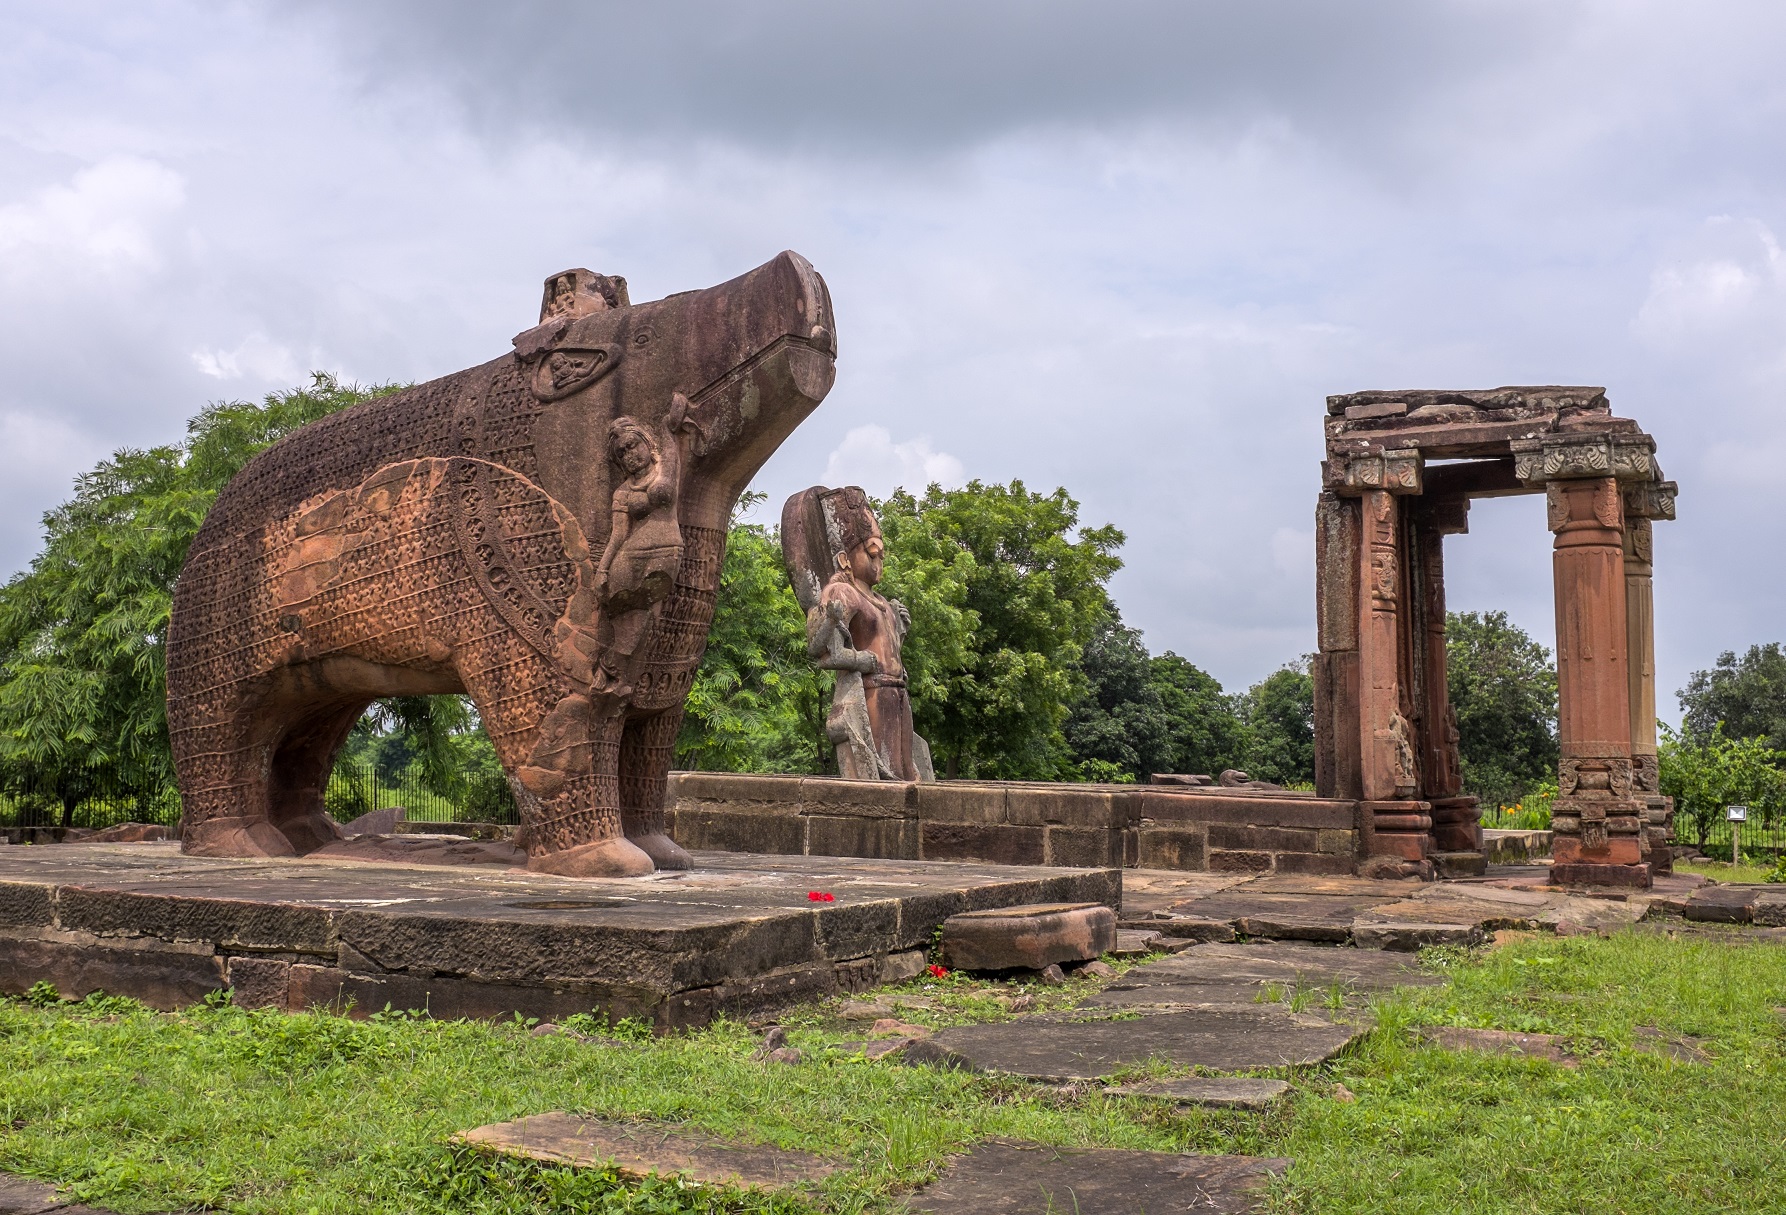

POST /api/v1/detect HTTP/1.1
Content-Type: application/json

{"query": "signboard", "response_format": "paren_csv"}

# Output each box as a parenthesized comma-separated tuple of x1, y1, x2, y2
(1727, 804, 1749, 822)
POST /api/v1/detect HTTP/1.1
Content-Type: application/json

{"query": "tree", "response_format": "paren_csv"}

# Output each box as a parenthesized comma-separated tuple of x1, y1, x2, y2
(1063, 615, 1173, 782)
(0, 374, 397, 818)
(1237, 662, 1316, 785)
(1658, 721, 1786, 846)
(1679, 643, 1786, 749)
(878, 480, 1123, 779)
(1445, 609, 1559, 812)
(1150, 652, 1248, 778)
(676, 496, 826, 774)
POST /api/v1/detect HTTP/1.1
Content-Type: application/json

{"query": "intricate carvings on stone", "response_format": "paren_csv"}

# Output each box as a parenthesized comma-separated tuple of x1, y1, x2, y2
(1513, 435, 1656, 484)
(165, 252, 836, 877)
(1622, 480, 1678, 522)
(782, 486, 935, 783)
(1322, 449, 1422, 494)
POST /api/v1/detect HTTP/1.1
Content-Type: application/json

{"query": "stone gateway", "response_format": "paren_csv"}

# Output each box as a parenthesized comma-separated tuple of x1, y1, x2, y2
(166, 252, 836, 877)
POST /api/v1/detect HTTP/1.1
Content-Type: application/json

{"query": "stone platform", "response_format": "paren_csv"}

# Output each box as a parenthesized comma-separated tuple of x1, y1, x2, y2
(0, 843, 1116, 1029)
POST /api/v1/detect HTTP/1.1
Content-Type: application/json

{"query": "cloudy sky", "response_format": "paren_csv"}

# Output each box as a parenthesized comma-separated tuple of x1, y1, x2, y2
(3, 1, 1784, 709)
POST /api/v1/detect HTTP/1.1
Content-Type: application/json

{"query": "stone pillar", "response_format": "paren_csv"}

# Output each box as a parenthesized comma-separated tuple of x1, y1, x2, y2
(1548, 476, 1648, 887)
(1623, 479, 1679, 875)
(1359, 487, 1427, 862)
(1313, 491, 1362, 801)
(1416, 497, 1479, 853)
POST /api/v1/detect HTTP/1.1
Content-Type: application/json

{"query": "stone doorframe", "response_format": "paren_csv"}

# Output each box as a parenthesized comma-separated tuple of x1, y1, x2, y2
(1311, 387, 1676, 887)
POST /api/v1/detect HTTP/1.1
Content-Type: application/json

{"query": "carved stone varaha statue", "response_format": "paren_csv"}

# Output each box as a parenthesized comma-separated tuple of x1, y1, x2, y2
(165, 252, 837, 877)
(781, 486, 935, 783)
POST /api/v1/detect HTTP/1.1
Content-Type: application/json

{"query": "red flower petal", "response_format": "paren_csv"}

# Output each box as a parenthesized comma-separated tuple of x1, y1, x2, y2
(807, 891, 835, 902)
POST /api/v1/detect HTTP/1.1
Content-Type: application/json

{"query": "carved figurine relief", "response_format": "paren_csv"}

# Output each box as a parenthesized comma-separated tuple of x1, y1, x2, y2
(165, 251, 837, 877)
(782, 486, 935, 783)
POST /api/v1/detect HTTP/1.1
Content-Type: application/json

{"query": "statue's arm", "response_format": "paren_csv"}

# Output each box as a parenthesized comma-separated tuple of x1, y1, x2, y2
(808, 591, 878, 673)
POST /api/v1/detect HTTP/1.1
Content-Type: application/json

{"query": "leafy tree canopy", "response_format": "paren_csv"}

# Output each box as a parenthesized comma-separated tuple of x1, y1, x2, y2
(1679, 643, 1786, 750)
(1658, 721, 1786, 844)
(1445, 609, 1559, 812)
(879, 480, 1123, 780)
(1236, 662, 1315, 786)
(0, 375, 395, 817)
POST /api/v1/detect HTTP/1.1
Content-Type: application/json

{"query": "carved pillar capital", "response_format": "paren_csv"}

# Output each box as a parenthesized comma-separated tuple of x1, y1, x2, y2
(1546, 477, 1624, 536)
(1621, 479, 1678, 522)
(1322, 449, 1422, 495)
(1513, 434, 1657, 485)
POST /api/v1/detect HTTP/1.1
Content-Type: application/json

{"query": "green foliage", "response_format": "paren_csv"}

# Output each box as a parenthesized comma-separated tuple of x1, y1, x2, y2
(1658, 720, 1786, 846)
(1062, 615, 1175, 781)
(1235, 661, 1315, 785)
(1149, 651, 1247, 778)
(0, 374, 397, 812)
(1446, 609, 1559, 812)
(879, 480, 1122, 779)
(677, 497, 826, 774)
(1679, 642, 1786, 749)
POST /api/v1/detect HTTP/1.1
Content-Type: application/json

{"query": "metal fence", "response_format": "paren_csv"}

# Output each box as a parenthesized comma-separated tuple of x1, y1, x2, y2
(0, 763, 518, 831)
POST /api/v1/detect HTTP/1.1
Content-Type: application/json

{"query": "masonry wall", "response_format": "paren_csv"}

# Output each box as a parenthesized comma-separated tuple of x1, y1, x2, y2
(666, 773, 1362, 874)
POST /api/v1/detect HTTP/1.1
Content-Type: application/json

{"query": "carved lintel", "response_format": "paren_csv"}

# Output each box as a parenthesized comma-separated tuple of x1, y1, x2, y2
(1622, 480, 1678, 522)
(1512, 434, 1656, 484)
(1322, 449, 1422, 495)
(1419, 495, 1471, 536)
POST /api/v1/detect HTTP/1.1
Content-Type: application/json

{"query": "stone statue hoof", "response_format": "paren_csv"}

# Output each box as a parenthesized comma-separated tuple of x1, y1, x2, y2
(629, 832, 693, 870)
(526, 836, 656, 878)
(180, 816, 298, 858)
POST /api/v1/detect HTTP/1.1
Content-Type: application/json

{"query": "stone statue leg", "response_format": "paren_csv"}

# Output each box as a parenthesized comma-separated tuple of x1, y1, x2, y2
(455, 640, 652, 879)
(173, 690, 303, 858)
(619, 706, 694, 870)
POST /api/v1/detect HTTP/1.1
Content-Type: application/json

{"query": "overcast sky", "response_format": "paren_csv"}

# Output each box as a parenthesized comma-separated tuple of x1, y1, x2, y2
(3, 1, 1784, 710)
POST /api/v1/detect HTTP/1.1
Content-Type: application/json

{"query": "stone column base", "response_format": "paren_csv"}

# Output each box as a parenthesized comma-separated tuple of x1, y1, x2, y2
(1429, 796, 1481, 853)
(1552, 861, 1651, 889)
(1362, 800, 1432, 861)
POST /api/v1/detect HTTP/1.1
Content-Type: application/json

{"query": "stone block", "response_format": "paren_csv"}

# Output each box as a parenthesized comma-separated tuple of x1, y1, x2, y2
(1044, 827, 1121, 868)
(805, 815, 918, 860)
(1683, 886, 1758, 924)
(226, 956, 292, 1009)
(1353, 921, 1484, 951)
(1003, 787, 1119, 829)
(0, 882, 55, 928)
(0, 935, 224, 1010)
(905, 1140, 1286, 1215)
(1207, 823, 1320, 852)
(671, 808, 803, 856)
(812, 900, 902, 961)
(798, 776, 915, 816)
(880, 949, 928, 984)
(456, 1112, 844, 1187)
(913, 782, 1008, 826)
(1136, 826, 1207, 870)
(1552, 861, 1651, 889)
(1136, 790, 1355, 829)
(57, 886, 339, 955)
(671, 771, 805, 805)
(920, 823, 1045, 867)
(1209, 849, 1273, 873)
(1316, 829, 1357, 855)
(1108, 1076, 1291, 1111)
(288, 963, 656, 1024)
(1274, 852, 1358, 877)
(940, 902, 1116, 972)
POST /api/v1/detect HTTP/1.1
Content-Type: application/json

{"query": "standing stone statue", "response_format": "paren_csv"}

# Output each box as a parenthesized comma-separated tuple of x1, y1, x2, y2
(782, 486, 935, 782)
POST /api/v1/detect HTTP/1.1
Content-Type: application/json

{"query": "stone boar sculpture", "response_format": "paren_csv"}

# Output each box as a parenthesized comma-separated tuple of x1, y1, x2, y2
(166, 252, 836, 877)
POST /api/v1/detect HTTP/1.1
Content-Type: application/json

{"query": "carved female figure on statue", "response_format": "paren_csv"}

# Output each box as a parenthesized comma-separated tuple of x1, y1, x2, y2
(782, 485, 935, 782)
(587, 395, 696, 710)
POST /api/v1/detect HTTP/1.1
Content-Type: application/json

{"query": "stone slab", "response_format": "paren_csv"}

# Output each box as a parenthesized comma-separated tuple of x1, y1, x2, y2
(1683, 885, 1763, 924)
(455, 1113, 841, 1188)
(0, 843, 1115, 1028)
(0, 1172, 116, 1214)
(905, 1139, 1287, 1214)
(1107, 1076, 1292, 1111)
(1083, 942, 1440, 1013)
(910, 1007, 1367, 1081)
(1418, 1026, 1576, 1066)
(940, 902, 1116, 972)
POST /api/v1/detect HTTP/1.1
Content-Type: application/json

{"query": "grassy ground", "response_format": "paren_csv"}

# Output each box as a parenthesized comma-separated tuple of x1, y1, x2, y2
(0, 927, 1782, 1214)
(1676, 858, 1783, 885)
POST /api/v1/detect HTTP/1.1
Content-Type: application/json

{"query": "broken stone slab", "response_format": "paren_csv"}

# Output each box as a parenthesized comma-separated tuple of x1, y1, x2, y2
(1633, 1026, 1712, 1064)
(1129, 915, 1238, 943)
(455, 1113, 842, 1188)
(940, 902, 1116, 972)
(1754, 893, 1786, 928)
(1352, 921, 1484, 951)
(1110, 929, 1163, 957)
(907, 1007, 1368, 1081)
(1683, 886, 1762, 924)
(1107, 1076, 1292, 1111)
(904, 1139, 1287, 1215)
(1418, 1026, 1576, 1067)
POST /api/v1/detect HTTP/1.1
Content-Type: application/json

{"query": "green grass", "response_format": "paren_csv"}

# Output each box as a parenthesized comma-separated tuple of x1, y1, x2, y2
(1677, 858, 1782, 885)
(0, 932, 1782, 1214)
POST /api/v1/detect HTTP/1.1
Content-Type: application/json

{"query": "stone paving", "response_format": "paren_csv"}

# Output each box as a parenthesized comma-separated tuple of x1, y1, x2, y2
(903, 1140, 1287, 1214)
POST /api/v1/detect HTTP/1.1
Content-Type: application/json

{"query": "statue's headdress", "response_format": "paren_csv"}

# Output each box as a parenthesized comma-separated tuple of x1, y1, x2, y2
(781, 484, 878, 612)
